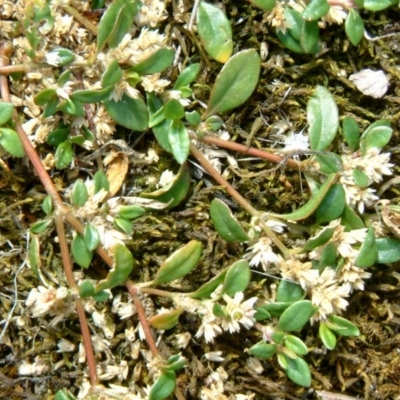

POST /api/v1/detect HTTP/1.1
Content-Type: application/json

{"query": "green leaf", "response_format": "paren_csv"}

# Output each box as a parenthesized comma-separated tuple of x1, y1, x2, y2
(104, 94, 149, 131)
(47, 127, 70, 146)
(97, 0, 140, 52)
(285, 355, 311, 387)
(302, 227, 335, 252)
(168, 120, 190, 164)
(302, 0, 330, 21)
(174, 63, 201, 89)
(342, 116, 360, 151)
(42, 195, 53, 216)
(197, 2, 233, 63)
(149, 308, 183, 330)
(277, 280, 305, 303)
(46, 48, 75, 66)
(94, 170, 110, 194)
(79, 280, 95, 298)
(318, 242, 337, 269)
(0, 102, 14, 125)
(101, 59, 123, 87)
(71, 179, 88, 207)
(210, 198, 250, 242)
(188, 267, 228, 299)
(117, 205, 145, 220)
(359, 120, 392, 155)
(284, 9, 303, 40)
(95, 244, 135, 292)
(376, 238, 400, 263)
(273, 174, 338, 221)
(354, 227, 377, 268)
(277, 300, 316, 332)
(327, 315, 360, 336)
(58, 98, 85, 117)
(319, 323, 337, 350)
(0, 128, 24, 157)
(363, 0, 396, 11)
(164, 99, 185, 120)
(84, 223, 100, 251)
(312, 153, 342, 174)
(54, 388, 78, 400)
(71, 86, 114, 103)
(42, 97, 59, 118)
(149, 371, 176, 400)
(276, 29, 304, 54)
(71, 234, 93, 269)
(132, 48, 175, 75)
(152, 120, 172, 152)
(57, 69, 71, 87)
(248, 342, 277, 359)
(141, 163, 191, 209)
(114, 217, 133, 235)
(28, 234, 41, 279)
(308, 86, 339, 151)
(345, 9, 364, 46)
(29, 219, 53, 234)
(247, 0, 276, 11)
(204, 115, 224, 131)
(263, 302, 292, 317)
(222, 259, 251, 296)
(254, 306, 272, 321)
(316, 184, 346, 224)
(283, 335, 308, 356)
(300, 20, 320, 54)
(204, 49, 261, 118)
(340, 204, 365, 230)
(185, 110, 201, 126)
(153, 240, 202, 285)
(353, 167, 369, 188)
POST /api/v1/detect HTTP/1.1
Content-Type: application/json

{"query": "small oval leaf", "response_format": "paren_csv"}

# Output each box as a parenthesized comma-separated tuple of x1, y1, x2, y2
(210, 198, 249, 243)
(277, 300, 316, 332)
(71, 233, 93, 269)
(308, 86, 339, 151)
(204, 49, 261, 118)
(153, 240, 202, 285)
(222, 259, 251, 296)
(197, 2, 233, 63)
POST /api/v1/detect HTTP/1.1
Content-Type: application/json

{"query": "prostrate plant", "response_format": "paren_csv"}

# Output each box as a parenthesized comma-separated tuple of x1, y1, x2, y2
(1, 0, 399, 398)
(248, 0, 398, 53)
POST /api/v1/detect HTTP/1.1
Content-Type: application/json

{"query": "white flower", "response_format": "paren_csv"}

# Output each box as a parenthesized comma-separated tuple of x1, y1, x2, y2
(245, 237, 283, 270)
(195, 300, 223, 343)
(25, 286, 71, 319)
(157, 169, 175, 188)
(175, 332, 191, 349)
(19, 357, 49, 376)
(203, 351, 225, 362)
(220, 292, 257, 333)
(338, 259, 372, 291)
(311, 268, 350, 320)
(279, 258, 319, 290)
(57, 338, 75, 353)
(282, 131, 309, 152)
(246, 357, 264, 374)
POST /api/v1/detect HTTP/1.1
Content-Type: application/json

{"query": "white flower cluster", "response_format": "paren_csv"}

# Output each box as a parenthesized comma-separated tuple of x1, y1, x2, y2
(175, 288, 257, 344)
(340, 147, 393, 213)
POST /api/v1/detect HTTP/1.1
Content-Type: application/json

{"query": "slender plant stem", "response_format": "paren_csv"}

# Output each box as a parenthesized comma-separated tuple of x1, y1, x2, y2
(54, 213, 99, 386)
(190, 143, 259, 216)
(191, 132, 301, 170)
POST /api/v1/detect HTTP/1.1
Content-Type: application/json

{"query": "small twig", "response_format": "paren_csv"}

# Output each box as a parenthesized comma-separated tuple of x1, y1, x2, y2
(54, 213, 99, 386)
(60, 4, 98, 36)
(190, 143, 259, 216)
(191, 132, 302, 170)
